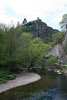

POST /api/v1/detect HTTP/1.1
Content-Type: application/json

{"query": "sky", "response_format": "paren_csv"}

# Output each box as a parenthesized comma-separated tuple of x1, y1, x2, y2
(0, 0, 67, 30)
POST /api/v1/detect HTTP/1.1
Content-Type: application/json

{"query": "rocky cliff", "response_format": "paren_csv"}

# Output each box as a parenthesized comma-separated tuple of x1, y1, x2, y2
(48, 44, 64, 58)
(22, 18, 58, 43)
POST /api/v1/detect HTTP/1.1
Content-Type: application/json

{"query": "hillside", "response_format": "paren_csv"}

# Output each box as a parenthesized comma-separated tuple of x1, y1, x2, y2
(21, 18, 59, 43)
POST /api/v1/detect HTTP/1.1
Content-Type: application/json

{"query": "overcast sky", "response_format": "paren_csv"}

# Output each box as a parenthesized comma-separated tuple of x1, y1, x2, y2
(0, 0, 67, 29)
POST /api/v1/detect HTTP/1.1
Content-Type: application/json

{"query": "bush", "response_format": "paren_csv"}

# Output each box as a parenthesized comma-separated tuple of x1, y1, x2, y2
(0, 72, 8, 78)
(0, 72, 8, 83)
(45, 55, 57, 69)
(7, 74, 16, 80)
(52, 32, 64, 45)
(0, 78, 7, 84)
(0, 72, 16, 84)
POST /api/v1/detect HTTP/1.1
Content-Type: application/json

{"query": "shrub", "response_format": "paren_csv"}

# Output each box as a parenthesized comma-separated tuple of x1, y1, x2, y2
(0, 72, 16, 84)
(52, 32, 64, 45)
(7, 74, 16, 80)
(0, 78, 7, 84)
(0, 72, 8, 78)
(45, 55, 57, 69)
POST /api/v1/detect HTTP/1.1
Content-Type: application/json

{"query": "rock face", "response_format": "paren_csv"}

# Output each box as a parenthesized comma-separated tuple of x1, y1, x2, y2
(61, 32, 67, 63)
(48, 44, 64, 58)
(63, 33, 67, 49)
(48, 43, 67, 63)
(23, 18, 27, 25)
(22, 18, 58, 42)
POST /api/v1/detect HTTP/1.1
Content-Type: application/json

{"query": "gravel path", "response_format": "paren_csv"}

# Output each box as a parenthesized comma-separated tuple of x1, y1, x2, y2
(0, 72, 41, 94)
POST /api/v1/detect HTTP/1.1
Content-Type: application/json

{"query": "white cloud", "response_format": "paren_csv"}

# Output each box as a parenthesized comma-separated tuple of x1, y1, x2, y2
(0, 0, 67, 29)
(51, 3, 67, 24)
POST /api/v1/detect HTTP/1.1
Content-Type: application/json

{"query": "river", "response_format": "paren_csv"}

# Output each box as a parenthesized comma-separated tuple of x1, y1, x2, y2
(0, 72, 67, 100)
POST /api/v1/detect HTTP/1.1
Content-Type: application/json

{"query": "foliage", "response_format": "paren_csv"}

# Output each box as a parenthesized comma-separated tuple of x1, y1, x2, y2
(45, 55, 57, 69)
(0, 22, 57, 74)
(52, 32, 64, 45)
(7, 74, 16, 80)
(0, 78, 7, 84)
(14, 33, 33, 68)
(55, 62, 67, 66)
(0, 30, 8, 65)
(0, 71, 16, 84)
(63, 34, 67, 54)
(59, 14, 67, 31)
(16, 34, 49, 69)
(59, 14, 67, 54)
(20, 20, 58, 43)
(28, 38, 50, 68)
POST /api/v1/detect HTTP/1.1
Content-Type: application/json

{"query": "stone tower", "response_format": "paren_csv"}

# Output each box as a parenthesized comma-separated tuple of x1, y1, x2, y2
(22, 18, 27, 25)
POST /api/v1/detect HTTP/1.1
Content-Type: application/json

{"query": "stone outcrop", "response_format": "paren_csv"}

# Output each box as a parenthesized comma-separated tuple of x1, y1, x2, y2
(22, 18, 27, 25)
(48, 43, 67, 63)
(48, 44, 64, 58)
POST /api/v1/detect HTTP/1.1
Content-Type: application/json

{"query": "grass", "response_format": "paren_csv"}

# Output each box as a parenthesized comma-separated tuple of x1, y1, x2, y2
(0, 69, 16, 84)
(55, 62, 67, 66)
(0, 78, 7, 84)
(7, 74, 16, 80)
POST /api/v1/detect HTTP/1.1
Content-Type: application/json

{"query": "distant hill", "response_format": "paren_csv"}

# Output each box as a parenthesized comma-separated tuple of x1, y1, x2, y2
(19, 18, 59, 43)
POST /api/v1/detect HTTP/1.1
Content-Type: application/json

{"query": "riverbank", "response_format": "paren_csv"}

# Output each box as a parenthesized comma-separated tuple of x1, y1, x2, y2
(54, 63, 67, 76)
(0, 72, 41, 94)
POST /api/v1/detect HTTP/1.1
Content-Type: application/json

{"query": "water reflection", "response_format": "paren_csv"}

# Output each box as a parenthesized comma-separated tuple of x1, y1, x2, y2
(0, 72, 67, 100)
(22, 88, 67, 100)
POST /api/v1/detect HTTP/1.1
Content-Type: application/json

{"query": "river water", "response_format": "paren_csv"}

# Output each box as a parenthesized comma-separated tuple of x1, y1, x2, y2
(0, 72, 67, 100)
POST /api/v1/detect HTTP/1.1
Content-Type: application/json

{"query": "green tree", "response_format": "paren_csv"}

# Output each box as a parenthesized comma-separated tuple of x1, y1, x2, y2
(0, 25, 8, 66)
(6, 26, 21, 72)
(15, 33, 33, 69)
(0, 23, 8, 32)
(59, 14, 67, 31)
(0, 32, 5, 65)
(16, 34, 49, 71)
(45, 55, 57, 69)
(59, 14, 67, 54)
(52, 32, 64, 45)
(63, 34, 67, 54)
(27, 38, 49, 70)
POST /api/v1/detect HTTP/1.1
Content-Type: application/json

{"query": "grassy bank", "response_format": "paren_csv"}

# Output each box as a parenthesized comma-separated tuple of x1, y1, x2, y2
(0, 68, 16, 84)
